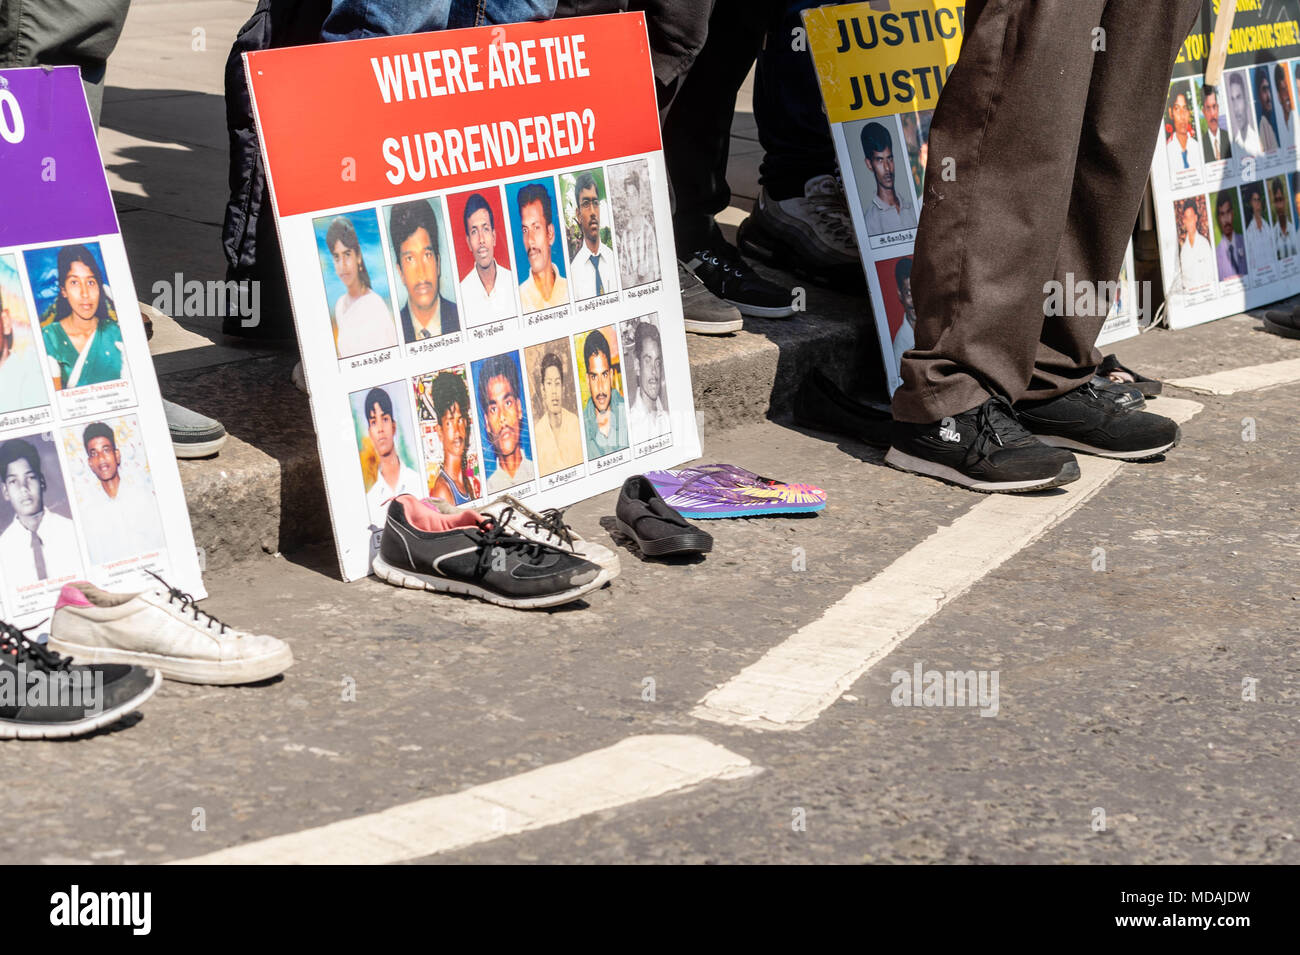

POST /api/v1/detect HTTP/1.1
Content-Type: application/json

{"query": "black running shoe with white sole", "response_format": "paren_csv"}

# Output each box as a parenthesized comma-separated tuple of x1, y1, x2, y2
(1016, 381, 1180, 460)
(0, 621, 160, 739)
(886, 396, 1080, 493)
(681, 228, 795, 318)
(373, 495, 607, 609)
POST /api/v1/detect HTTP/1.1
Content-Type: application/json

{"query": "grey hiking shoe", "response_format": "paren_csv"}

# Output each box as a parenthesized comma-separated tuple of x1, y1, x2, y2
(678, 261, 743, 334)
(163, 399, 226, 458)
(738, 175, 862, 289)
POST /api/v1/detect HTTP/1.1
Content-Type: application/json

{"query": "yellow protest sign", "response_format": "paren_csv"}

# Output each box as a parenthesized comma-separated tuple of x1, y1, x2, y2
(803, 1, 966, 123)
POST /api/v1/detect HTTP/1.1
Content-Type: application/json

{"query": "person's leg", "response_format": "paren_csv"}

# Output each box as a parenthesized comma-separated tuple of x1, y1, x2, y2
(1024, 0, 1204, 400)
(663, 0, 775, 255)
(753, 1, 835, 200)
(739, 0, 858, 287)
(0, 0, 130, 128)
(892, 0, 1110, 425)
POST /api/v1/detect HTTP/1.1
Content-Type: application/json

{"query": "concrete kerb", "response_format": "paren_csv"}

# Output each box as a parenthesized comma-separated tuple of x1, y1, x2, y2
(162, 277, 871, 573)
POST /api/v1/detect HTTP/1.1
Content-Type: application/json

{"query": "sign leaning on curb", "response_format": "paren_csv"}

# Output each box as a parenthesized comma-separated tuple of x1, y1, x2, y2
(1150, 0, 1300, 328)
(246, 14, 700, 582)
(804, 1, 1140, 396)
(0, 67, 205, 627)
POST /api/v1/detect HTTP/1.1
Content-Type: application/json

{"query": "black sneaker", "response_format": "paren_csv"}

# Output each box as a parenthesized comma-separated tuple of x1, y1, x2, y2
(0, 621, 161, 739)
(885, 396, 1080, 493)
(373, 495, 608, 609)
(680, 229, 795, 318)
(1016, 381, 1180, 460)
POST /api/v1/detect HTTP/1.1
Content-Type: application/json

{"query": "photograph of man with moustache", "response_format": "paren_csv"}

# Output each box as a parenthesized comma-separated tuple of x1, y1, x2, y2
(72, 419, 166, 565)
(524, 340, 583, 477)
(386, 198, 460, 342)
(622, 316, 669, 443)
(472, 351, 535, 493)
(563, 168, 619, 301)
(577, 326, 629, 460)
(508, 178, 569, 313)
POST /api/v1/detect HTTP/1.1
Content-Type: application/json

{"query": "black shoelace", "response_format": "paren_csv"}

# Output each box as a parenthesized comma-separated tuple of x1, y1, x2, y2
(145, 569, 229, 635)
(474, 509, 558, 575)
(0, 620, 70, 672)
(968, 396, 1029, 463)
(524, 507, 576, 550)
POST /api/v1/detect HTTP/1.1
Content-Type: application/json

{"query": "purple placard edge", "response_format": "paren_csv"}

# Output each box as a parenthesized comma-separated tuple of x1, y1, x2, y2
(0, 66, 118, 248)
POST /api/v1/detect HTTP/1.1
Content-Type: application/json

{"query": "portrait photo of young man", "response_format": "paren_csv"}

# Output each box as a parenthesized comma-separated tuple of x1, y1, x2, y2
(472, 351, 536, 493)
(563, 168, 619, 301)
(576, 326, 629, 460)
(385, 198, 461, 342)
(0, 434, 81, 587)
(71, 418, 166, 565)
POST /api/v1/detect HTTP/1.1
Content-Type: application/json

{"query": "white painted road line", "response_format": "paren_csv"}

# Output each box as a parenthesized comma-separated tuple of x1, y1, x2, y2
(169, 735, 758, 865)
(693, 397, 1206, 732)
(1168, 357, 1300, 395)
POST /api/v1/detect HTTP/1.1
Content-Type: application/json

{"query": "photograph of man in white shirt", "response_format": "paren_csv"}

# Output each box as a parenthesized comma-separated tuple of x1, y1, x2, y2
(858, 120, 917, 236)
(1270, 177, 1299, 259)
(567, 171, 619, 301)
(1176, 199, 1216, 291)
(1242, 183, 1277, 275)
(0, 436, 81, 587)
(76, 420, 166, 565)
(1165, 84, 1203, 176)
(626, 319, 669, 443)
(1227, 71, 1264, 158)
(358, 386, 422, 529)
(457, 191, 517, 326)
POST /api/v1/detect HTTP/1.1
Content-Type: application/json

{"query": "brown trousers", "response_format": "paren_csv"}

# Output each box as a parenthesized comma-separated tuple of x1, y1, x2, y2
(892, 0, 1204, 423)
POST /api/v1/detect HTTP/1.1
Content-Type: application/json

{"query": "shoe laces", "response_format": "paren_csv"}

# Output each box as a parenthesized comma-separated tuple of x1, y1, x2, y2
(474, 508, 557, 574)
(969, 396, 1030, 461)
(692, 244, 752, 281)
(145, 569, 230, 635)
(524, 507, 576, 550)
(0, 620, 70, 672)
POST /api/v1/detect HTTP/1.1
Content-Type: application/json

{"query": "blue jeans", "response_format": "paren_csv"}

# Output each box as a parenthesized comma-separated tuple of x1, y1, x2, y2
(323, 0, 558, 41)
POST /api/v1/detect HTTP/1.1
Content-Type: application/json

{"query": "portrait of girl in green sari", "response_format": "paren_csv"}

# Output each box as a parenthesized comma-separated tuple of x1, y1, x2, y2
(35, 244, 125, 391)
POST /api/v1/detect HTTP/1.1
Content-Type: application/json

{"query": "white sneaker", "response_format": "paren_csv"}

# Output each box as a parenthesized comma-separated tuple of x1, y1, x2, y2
(424, 495, 620, 578)
(48, 576, 293, 685)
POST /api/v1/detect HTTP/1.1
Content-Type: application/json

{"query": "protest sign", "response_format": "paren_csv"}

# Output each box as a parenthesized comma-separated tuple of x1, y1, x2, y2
(805, 1, 1140, 394)
(246, 14, 698, 582)
(0, 67, 205, 626)
(1150, 0, 1300, 329)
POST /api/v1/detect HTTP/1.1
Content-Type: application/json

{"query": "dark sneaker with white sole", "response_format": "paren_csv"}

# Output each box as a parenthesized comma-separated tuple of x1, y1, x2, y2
(678, 262, 743, 334)
(1016, 381, 1180, 460)
(681, 228, 795, 318)
(886, 396, 1080, 493)
(373, 495, 607, 609)
(1, 620, 160, 739)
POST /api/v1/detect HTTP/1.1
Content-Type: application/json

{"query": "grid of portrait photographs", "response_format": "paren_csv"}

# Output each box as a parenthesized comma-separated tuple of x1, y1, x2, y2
(833, 108, 1139, 392)
(0, 242, 179, 622)
(283, 152, 697, 581)
(1153, 62, 1300, 327)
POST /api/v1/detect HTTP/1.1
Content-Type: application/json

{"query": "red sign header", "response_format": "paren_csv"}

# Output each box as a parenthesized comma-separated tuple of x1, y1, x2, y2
(246, 13, 661, 218)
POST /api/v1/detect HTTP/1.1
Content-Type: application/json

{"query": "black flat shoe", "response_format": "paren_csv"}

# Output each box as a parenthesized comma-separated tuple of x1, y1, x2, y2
(614, 476, 713, 557)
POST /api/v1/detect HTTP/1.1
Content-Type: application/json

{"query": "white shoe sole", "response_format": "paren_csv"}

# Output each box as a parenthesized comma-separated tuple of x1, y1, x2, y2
(1034, 434, 1178, 460)
(885, 448, 1080, 493)
(372, 555, 608, 609)
(46, 638, 293, 685)
(0, 669, 162, 739)
(684, 317, 744, 335)
(172, 434, 227, 458)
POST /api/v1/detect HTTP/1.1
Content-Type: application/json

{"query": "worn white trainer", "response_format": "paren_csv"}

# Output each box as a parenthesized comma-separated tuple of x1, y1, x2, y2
(425, 495, 620, 578)
(47, 575, 292, 685)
